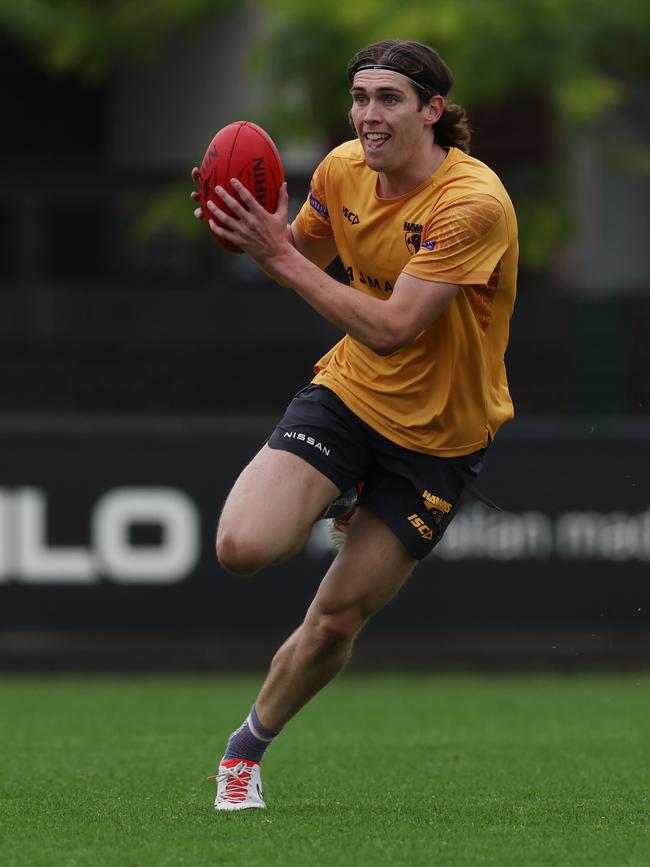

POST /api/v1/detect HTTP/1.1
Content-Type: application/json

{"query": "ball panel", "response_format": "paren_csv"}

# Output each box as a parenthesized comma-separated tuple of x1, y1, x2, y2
(199, 122, 246, 253)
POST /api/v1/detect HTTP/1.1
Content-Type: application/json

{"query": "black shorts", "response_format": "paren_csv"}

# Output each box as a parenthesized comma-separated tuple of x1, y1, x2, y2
(267, 384, 486, 560)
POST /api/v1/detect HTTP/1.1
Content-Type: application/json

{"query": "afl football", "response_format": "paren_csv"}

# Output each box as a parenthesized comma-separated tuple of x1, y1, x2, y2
(198, 121, 285, 253)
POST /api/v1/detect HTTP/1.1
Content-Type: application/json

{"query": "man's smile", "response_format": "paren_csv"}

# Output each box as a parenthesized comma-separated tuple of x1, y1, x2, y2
(364, 132, 391, 150)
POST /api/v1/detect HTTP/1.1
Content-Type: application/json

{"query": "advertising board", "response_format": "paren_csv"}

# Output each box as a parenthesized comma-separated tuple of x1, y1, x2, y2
(1, 418, 648, 645)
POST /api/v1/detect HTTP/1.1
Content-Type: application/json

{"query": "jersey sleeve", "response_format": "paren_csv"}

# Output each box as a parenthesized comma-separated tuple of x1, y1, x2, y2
(403, 194, 508, 285)
(294, 157, 334, 240)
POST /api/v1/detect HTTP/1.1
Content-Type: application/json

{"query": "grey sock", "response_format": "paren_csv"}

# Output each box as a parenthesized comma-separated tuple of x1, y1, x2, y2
(223, 704, 282, 763)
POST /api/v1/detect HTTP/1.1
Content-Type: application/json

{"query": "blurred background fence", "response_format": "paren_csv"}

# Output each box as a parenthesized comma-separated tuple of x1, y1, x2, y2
(0, 1, 648, 669)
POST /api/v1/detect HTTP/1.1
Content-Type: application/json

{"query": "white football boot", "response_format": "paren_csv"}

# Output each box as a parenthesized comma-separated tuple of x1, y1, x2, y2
(328, 514, 353, 549)
(325, 482, 364, 549)
(209, 758, 266, 811)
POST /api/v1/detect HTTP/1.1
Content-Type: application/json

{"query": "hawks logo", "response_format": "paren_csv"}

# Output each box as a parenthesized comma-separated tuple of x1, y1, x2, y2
(422, 490, 453, 526)
(403, 220, 423, 255)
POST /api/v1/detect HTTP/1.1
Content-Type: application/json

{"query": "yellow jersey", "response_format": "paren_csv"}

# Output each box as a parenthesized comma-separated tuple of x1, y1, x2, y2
(294, 140, 518, 457)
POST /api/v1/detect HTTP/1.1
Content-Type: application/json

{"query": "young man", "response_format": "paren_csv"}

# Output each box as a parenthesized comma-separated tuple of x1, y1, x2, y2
(192, 39, 518, 810)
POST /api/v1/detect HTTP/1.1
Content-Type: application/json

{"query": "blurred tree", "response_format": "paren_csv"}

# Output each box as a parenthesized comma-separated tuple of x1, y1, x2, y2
(2, 0, 647, 267)
(255, 0, 649, 134)
(253, 0, 649, 268)
(6, 0, 646, 135)
(0, 0, 241, 243)
(0, 0, 238, 79)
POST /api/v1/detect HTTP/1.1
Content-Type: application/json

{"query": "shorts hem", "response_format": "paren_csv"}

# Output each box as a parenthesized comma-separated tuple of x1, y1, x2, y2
(359, 501, 430, 562)
(267, 436, 348, 493)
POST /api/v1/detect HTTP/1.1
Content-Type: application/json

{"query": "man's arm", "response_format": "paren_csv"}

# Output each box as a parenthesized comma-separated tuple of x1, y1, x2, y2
(266, 240, 458, 355)
(208, 180, 459, 355)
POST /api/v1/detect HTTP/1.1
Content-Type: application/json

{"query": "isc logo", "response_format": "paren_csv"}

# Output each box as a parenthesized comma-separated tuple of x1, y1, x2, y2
(407, 513, 434, 541)
(0, 488, 200, 584)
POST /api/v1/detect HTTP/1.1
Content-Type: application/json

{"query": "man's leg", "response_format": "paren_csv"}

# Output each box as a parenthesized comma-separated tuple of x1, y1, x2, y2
(213, 506, 416, 810)
(212, 444, 348, 811)
(216, 443, 341, 576)
(255, 506, 416, 729)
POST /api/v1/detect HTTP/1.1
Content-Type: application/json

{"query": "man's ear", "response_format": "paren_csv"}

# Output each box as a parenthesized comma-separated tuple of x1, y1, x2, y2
(424, 95, 445, 126)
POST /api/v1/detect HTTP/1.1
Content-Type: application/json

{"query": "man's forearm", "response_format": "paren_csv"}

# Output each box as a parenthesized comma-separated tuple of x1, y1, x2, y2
(265, 245, 396, 355)
(207, 179, 428, 354)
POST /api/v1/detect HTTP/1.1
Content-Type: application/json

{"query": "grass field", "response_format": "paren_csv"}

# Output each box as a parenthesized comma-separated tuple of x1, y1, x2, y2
(1, 674, 649, 867)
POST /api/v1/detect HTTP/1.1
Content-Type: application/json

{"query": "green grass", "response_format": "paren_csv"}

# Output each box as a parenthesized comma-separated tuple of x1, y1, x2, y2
(1, 675, 650, 867)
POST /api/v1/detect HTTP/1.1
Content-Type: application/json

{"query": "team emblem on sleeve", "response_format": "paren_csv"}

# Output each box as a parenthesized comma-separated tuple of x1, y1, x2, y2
(403, 220, 423, 255)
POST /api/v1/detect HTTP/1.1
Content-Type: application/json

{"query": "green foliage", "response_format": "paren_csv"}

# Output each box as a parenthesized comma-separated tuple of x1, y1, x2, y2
(252, 0, 649, 269)
(516, 191, 573, 269)
(0, 0, 239, 80)
(256, 0, 650, 130)
(7, 0, 646, 126)
(612, 145, 650, 180)
(3, 0, 647, 267)
(127, 182, 204, 243)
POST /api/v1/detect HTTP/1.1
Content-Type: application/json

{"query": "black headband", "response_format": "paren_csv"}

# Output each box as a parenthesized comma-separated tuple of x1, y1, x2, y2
(354, 64, 441, 96)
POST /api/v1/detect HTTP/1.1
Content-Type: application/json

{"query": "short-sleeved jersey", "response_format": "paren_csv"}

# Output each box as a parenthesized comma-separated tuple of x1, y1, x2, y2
(294, 140, 518, 457)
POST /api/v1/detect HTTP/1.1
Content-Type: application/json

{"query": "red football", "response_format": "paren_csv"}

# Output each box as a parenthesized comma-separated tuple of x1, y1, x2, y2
(198, 121, 285, 253)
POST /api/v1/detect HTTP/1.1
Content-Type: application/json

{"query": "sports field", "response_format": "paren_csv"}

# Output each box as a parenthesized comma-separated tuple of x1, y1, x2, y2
(2, 674, 649, 867)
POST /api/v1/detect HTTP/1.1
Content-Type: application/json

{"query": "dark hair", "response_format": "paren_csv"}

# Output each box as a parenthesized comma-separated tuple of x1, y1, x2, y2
(347, 39, 471, 153)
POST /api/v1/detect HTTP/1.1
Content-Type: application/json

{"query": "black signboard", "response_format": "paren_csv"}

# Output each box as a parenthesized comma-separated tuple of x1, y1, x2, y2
(0, 417, 648, 642)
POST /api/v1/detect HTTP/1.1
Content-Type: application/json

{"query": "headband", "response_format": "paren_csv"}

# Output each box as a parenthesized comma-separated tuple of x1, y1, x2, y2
(354, 64, 441, 97)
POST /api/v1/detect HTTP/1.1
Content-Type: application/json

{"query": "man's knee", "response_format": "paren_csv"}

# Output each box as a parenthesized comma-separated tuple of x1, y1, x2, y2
(216, 526, 270, 576)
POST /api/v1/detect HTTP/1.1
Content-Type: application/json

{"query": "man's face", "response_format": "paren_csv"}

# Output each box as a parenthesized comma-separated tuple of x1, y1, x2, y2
(349, 71, 438, 174)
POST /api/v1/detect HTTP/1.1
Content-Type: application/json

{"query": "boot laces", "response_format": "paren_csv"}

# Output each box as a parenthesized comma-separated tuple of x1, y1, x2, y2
(214, 761, 254, 803)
